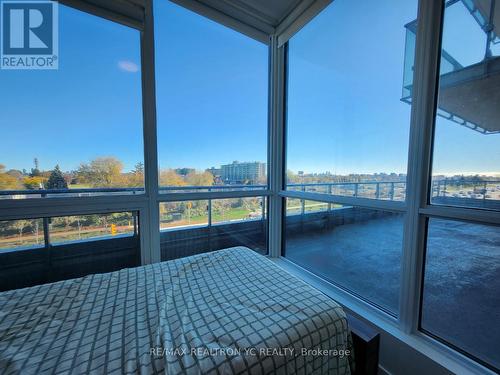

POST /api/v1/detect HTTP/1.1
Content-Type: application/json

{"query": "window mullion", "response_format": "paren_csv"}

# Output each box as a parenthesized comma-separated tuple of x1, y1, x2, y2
(399, 0, 444, 334)
(268, 35, 286, 258)
(140, 0, 160, 265)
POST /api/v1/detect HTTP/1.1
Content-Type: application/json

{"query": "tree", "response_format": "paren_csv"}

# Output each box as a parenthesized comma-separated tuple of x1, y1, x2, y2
(132, 162, 144, 175)
(46, 165, 68, 189)
(212, 199, 231, 221)
(77, 157, 124, 187)
(185, 171, 214, 187)
(0, 164, 20, 189)
(127, 162, 144, 187)
(11, 220, 30, 242)
(159, 169, 186, 187)
(30, 158, 41, 177)
(23, 176, 45, 190)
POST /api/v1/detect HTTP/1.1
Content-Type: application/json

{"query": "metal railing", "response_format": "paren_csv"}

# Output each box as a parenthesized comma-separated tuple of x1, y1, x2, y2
(2, 179, 499, 200)
(287, 181, 407, 201)
(1, 179, 498, 214)
(0, 184, 267, 198)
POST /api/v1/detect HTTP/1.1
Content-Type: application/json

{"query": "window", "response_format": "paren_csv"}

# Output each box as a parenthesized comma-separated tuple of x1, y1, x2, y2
(283, 199, 403, 314)
(0, 5, 144, 199)
(0, 211, 140, 292)
(154, 0, 268, 192)
(282, 0, 416, 316)
(159, 197, 267, 261)
(286, 0, 417, 200)
(430, 0, 499, 210)
(417, 2, 500, 371)
(0, 219, 44, 251)
(48, 212, 136, 245)
(421, 218, 500, 371)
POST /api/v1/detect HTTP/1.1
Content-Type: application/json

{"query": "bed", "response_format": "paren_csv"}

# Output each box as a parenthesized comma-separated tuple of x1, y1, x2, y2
(0, 247, 353, 374)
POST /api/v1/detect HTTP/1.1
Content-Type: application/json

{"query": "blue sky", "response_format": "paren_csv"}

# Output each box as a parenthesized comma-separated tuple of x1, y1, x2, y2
(0, 4, 144, 173)
(287, 0, 499, 176)
(0, 0, 498, 176)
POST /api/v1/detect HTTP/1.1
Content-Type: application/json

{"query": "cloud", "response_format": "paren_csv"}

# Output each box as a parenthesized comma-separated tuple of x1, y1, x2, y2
(118, 60, 139, 73)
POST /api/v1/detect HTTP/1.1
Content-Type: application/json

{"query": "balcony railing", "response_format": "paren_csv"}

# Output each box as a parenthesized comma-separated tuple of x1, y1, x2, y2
(1, 179, 499, 204)
(0, 184, 267, 199)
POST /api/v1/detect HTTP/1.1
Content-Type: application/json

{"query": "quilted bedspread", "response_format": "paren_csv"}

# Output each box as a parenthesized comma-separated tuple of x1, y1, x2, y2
(0, 247, 352, 374)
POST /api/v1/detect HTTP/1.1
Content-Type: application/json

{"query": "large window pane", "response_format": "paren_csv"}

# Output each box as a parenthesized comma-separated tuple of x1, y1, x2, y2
(0, 5, 144, 199)
(49, 212, 137, 245)
(0, 212, 140, 292)
(160, 200, 209, 231)
(421, 218, 500, 371)
(286, 0, 417, 201)
(0, 219, 44, 251)
(430, 0, 500, 210)
(283, 199, 403, 315)
(159, 198, 267, 261)
(154, 1, 268, 192)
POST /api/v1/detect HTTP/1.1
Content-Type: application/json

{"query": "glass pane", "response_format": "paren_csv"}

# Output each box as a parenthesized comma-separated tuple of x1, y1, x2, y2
(211, 197, 265, 224)
(0, 219, 44, 251)
(421, 218, 500, 370)
(283, 198, 403, 315)
(0, 212, 140, 292)
(0, 5, 144, 199)
(430, 0, 500, 210)
(155, 1, 268, 192)
(49, 212, 136, 245)
(286, 0, 417, 201)
(160, 200, 209, 230)
(159, 198, 267, 261)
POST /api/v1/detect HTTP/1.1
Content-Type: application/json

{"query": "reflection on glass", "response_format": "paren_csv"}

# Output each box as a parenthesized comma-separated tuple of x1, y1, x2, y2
(155, 1, 268, 190)
(421, 218, 500, 370)
(283, 198, 403, 315)
(286, 0, 417, 200)
(0, 5, 144, 198)
(0, 219, 44, 251)
(430, 0, 500, 209)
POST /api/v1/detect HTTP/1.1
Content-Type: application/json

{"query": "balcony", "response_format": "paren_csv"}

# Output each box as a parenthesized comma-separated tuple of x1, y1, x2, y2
(402, 0, 500, 135)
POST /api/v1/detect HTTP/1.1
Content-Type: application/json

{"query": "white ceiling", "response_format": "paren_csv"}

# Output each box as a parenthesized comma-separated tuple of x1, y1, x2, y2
(233, 0, 304, 26)
(171, 0, 329, 44)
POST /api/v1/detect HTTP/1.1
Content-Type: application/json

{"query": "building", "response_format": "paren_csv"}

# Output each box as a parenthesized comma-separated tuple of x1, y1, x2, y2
(220, 161, 266, 183)
(205, 167, 221, 177)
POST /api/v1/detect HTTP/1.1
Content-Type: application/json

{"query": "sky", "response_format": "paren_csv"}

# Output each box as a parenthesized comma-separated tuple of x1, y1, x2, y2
(0, 0, 498, 176)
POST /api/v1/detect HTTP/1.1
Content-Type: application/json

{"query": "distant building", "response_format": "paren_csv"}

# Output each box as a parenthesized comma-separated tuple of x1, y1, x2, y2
(206, 167, 223, 184)
(206, 167, 221, 177)
(220, 161, 266, 184)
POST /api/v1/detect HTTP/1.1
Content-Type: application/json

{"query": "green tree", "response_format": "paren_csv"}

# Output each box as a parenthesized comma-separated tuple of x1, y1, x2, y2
(30, 158, 41, 177)
(126, 162, 144, 187)
(46, 165, 68, 189)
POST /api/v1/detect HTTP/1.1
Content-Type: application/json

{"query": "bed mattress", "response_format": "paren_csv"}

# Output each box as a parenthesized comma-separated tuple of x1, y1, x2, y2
(0, 247, 352, 374)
